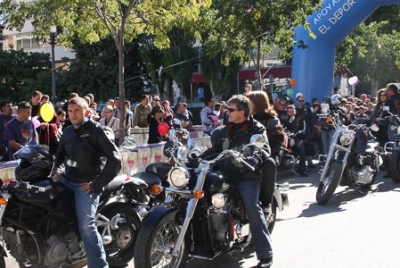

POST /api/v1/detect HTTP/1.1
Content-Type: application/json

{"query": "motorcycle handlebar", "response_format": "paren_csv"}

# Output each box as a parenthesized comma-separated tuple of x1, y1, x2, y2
(198, 149, 256, 171)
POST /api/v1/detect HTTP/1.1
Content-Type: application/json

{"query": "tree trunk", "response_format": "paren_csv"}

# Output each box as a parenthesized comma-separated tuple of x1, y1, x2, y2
(118, 31, 126, 146)
(256, 38, 262, 90)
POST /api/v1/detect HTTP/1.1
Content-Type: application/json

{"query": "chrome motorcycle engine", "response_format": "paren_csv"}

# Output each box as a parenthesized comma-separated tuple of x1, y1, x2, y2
(351, 165, 375, 185)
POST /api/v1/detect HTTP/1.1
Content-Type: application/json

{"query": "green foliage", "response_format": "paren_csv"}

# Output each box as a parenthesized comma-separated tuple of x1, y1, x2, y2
(0, 50, 52, 102)
(336, 5, 400, 90)
(56, 37, 151, 102)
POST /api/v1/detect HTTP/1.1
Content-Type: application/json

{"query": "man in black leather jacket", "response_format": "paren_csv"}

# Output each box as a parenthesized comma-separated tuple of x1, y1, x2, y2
(196, 94, 273, 268)
(52, 97, 122, 268)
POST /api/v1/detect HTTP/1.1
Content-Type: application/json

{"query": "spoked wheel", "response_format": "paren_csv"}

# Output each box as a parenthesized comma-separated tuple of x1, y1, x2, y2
(134, 217, 188, 268)
(389, 151, 400, 183)
(98, 203, 141, 267)
(265, 200, 277, 234)
(316, 160, 343, 205)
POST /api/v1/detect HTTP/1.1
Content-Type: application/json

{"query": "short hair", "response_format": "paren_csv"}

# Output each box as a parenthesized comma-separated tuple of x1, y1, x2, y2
(286, 104, 296, 110)
(87, 93, 94, 101)
(32, 91, 42, 98)
(227, 94, 250, 117)
(139, 94, 148, 102)
(56, 108, 66, 116)
(41, 94, 50, 101)
(69, 92, 79, 99)
(0, 100, 12, 111)
(204, 97, 214, 106)
(18, 101, 32, 111)
(104, 105, 114, 112)
(68, 97, 88, 109)
(387, 83, 399, 93)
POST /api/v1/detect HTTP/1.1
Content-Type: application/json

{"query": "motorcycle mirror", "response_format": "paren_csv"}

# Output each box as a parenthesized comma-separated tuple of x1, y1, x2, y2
(250, 134, 265, 149)
(370, 124, 379, 132)
(163, 141, 175, 157)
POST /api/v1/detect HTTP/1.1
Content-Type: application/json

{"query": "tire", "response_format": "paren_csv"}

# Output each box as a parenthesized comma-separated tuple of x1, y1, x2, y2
(98, 203, 141, 268)
(265, 200, 277, 234)
(316, 160, 343, 205)
(0, 246, 5, 268)
(389, 151, 400, 183)
(134, 217, 188, 268)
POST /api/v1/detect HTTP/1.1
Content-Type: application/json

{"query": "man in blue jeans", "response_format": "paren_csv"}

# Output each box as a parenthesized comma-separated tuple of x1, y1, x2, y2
(195, 94, 273, 267)
(52, 97, 122, 268)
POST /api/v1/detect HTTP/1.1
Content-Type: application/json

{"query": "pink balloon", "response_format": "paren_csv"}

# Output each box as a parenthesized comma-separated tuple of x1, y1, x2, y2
(348, 76, 358, 86)
(31, 117, 40, 129)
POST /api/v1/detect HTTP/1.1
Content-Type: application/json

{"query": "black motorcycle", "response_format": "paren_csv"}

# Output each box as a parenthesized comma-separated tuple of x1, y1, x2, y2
(133, 135, 289, 268)
(316, 113, 381, 205)
(381, 115, 400, 183)
(0, 143, 144, 267)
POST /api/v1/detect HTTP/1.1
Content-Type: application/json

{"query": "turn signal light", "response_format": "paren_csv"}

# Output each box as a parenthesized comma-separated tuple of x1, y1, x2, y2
(151, 185, 162, 195)
(0, 197, 8, 205)
(193, 190, 204, 199)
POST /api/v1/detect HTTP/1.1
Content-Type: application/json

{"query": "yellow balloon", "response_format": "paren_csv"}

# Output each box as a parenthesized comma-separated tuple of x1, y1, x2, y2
(40, 103, 55, 123)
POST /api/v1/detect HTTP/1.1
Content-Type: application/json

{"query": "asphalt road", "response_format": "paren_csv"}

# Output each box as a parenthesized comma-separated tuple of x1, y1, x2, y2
(5, 161, 400, 267)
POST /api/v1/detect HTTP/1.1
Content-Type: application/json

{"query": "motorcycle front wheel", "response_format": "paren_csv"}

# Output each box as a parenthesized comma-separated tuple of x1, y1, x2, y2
(134, 218, 188, 268)
(389, 151, 400, 183)
(316, 160, 343, 205)
(99, 203, 141, 267)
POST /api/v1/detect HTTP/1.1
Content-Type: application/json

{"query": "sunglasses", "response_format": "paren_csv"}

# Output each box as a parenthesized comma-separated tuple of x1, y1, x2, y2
(227, 108, 241, 113)
(379, 94, 387, 97)
(298, 100, 304, 102)
(154, 99, 160, 102)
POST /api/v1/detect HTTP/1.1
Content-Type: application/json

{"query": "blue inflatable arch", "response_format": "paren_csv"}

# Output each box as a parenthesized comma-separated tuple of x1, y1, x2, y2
(291, 0, 400, 102)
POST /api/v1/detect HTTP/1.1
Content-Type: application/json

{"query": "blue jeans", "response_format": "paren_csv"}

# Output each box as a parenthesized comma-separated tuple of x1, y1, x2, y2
(321, 129, 335, 155)
(235, 179, 273, 260)
(61, 178, 108, 268)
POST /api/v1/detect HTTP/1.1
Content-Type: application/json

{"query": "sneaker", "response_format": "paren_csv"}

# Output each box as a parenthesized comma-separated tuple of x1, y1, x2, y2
(257, 258, 273, 268)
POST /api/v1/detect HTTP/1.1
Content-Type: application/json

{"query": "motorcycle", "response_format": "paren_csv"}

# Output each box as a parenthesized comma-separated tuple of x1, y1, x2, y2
(385, 115, 400, 182)
(316, 112, 381, 205)
(275, 130, 304, 173)
(0, 143, 145, 267)
(133, 135, 289, 268)
(129, 120, 208, 219)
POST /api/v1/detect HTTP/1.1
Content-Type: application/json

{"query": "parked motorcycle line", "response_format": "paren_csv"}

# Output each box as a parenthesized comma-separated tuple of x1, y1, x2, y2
(133, 134, 289, 268)
(316, 112, 382, 205)
(0, 142, 155, 268)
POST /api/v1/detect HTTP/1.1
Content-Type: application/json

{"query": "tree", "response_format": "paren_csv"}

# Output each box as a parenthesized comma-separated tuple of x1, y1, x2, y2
(0, 50, 52, 102)
(1, 0, 210, 144)
(336, 6, 400, 96)
(197, 0, 319, 91)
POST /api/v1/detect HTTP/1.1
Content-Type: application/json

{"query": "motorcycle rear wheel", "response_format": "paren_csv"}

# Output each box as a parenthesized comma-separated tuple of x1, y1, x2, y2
(134, 218, 188, 268)
(99, 203, 141, 267)
(389, 151, 400, 183)
(316, 160, 343, 205)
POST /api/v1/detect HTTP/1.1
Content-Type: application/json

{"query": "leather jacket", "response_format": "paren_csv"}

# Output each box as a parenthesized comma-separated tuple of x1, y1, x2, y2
(54, 119, 122, 193)
(201, 117, 271, 181)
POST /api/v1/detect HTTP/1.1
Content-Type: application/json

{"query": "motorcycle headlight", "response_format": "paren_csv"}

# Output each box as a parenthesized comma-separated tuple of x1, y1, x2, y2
(340, 133, 352, 146)
(211, 193, 225, 208)
(168, 167, 189, 188)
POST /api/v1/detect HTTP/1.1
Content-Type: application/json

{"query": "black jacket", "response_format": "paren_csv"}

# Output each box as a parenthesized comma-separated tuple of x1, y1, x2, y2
(54, 119, 122, 192)
(200, 117, 271, 181)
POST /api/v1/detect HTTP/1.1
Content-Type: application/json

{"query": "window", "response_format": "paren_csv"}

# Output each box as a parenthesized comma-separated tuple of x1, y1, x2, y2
(15, 33, 40, 50)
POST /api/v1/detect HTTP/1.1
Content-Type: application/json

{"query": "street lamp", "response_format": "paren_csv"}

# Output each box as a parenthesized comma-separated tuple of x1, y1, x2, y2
(49, 25, 58, 106)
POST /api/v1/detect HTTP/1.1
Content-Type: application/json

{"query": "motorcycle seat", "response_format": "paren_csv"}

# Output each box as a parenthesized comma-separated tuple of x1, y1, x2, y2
(104, 174, 127, 192)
